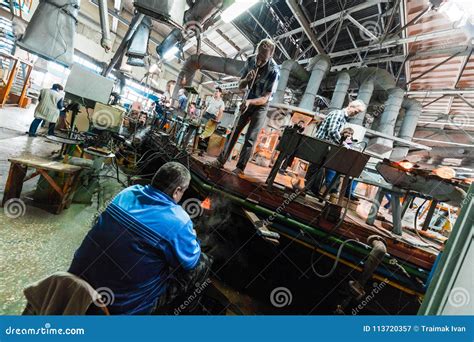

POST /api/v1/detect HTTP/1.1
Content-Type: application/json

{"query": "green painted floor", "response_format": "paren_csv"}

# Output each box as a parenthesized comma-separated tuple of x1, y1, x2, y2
(0, 117, 123, 314)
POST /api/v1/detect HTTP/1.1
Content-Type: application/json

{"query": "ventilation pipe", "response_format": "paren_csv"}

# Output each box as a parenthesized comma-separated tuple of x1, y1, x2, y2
(16, 0, 80, 67)
(390, 98, 422, 160)
(271, 60, 309, 104)
(126, 16, 152, 65)
(156, 0, 224, 59)
(98, 0, 112, 51)
(102, 14, 145, 76)
(348, 68, 396, 125)
(299, 54, 331, 111)
(352, 78, 374, 125)
(328, 71, 350, 110)
(172, 54, 246, 99)
(367, 87, 405, 155)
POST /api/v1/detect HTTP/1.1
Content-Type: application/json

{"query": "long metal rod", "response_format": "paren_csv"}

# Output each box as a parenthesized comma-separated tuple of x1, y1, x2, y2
(275, 0, 390, 40)
(454, 49, 473, 88)
(285, 0, 325, 54)
(102, 13, 145, 76)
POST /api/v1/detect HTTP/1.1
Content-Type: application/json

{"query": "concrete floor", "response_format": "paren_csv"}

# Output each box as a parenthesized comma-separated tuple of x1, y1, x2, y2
(0, 106, 122, 314)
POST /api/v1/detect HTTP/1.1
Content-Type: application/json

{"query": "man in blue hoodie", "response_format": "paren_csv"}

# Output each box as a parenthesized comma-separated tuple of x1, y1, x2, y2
(69, 162, 210, 314)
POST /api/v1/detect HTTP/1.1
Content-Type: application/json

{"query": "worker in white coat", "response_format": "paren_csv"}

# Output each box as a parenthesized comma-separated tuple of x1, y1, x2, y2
(28, 84, 64, 137)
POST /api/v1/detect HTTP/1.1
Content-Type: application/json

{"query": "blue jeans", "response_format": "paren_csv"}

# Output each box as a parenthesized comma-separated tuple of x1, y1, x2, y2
(325, 168, 357, 197)
(29, 118, 55, 136)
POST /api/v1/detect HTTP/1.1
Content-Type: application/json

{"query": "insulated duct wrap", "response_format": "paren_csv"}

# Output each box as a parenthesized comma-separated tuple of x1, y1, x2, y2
(134, 0, 187, 27)
(271, 60, 309, 104)
(328, 71, 350, 110)
(299, 54, 330, 110)
(367, 87, 405, 155)
(172, 54, 245, 99)
(126, 16, 152, 65)
(390, 98, 422, 160)
(16, 0, 80, 67)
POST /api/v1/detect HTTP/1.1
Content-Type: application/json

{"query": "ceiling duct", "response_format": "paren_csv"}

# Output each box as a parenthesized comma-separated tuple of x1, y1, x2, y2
(271, 60, 309, 104)
(299, 54, 331, 110)
(156, 0, 224, 59)
(367, 88, 405, 155)
(133, 0, 187, 28)
(391, 98, 422, 160)
(328, 71, 350, 110)
(16, 0, 80, 67)
(98, 0, 112, 51)
(172, 53, 245, 99)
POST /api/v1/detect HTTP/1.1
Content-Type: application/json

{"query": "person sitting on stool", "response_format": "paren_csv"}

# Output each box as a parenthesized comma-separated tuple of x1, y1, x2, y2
(28, 84, 64, 137)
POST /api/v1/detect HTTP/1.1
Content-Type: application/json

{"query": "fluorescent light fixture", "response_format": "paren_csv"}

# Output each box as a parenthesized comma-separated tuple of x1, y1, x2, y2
(163, 45, 179, 61)
(221, 0, 259, 23)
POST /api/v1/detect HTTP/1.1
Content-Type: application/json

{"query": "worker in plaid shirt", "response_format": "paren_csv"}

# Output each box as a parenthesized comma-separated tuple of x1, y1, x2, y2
(315, 100, 366, 144)
(306, 100, 366, 197)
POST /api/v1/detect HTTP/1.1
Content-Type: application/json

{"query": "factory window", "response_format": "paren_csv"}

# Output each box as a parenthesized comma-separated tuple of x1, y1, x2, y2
(73, 55, 102, 74)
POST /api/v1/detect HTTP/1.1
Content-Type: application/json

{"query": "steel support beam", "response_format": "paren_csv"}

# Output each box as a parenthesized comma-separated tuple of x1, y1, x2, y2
(275, 0, 390, 40)
(285, 0, 325, 54)
(407, 52, 462, 85)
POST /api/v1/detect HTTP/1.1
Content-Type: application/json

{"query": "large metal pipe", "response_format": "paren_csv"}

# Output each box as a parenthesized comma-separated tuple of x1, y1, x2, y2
(328, 71, 350, 110)
(98, 0, 112, 51)
(156, 0, 223, 59)
(299, 54, 331, 110)
(172, 54, 246, 99)
(368, 87, 405, 154)
(391, 98, 422, 160)
(271, 60, 309, 104)
(102, 13, 145, 76)
(352, 78, 374, 125)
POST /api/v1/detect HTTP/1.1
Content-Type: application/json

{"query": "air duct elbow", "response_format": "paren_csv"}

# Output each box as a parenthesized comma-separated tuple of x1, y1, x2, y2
(172, 54, 246, 99)
(272, 60, 309, 104)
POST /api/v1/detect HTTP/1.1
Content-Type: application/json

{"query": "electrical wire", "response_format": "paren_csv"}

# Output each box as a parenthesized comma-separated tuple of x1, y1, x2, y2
(311, 238, 360, 278)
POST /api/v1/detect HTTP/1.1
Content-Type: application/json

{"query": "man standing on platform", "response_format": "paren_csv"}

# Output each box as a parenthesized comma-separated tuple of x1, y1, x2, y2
(209, 39, 279, 176)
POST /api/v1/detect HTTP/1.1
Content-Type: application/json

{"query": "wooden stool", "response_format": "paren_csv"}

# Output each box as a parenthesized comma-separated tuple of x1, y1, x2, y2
(2, 155, 83, 214)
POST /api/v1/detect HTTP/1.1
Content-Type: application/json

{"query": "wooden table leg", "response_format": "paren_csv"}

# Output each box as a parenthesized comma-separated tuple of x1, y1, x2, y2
(2, 162, 27, 206)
